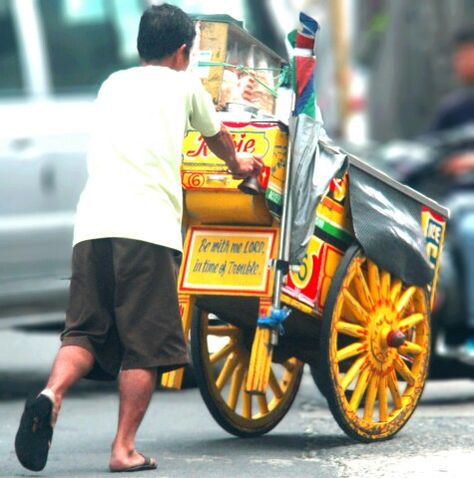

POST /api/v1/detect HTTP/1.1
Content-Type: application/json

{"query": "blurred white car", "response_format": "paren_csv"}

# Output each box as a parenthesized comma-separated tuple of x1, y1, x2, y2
(0, 0, 148, 325)
(0, 0, 280, 327)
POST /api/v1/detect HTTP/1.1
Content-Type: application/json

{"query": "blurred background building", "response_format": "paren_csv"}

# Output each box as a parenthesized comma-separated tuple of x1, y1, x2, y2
(358, 0, 474, 141)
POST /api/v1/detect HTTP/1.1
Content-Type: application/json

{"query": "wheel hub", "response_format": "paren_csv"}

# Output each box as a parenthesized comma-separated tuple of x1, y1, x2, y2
(368, 303, 401, 369)
(386, 329, 406, 348)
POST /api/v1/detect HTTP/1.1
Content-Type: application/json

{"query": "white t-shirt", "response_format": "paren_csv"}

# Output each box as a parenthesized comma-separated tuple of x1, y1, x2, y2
(73, 66, 220, 251)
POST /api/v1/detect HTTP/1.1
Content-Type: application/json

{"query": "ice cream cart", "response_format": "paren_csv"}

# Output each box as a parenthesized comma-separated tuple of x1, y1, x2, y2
(161, 14, 449, 443)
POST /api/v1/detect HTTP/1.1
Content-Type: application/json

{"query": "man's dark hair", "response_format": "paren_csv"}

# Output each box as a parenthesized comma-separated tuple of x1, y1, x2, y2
(137, 4, 196, 61)
(454, 24, 474, 46)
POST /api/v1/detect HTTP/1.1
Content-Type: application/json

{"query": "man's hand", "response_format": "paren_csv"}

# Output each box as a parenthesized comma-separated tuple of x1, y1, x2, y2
(227, 153, 264, 179)
(203, 125, 263, 179)
(441, 152, 474, 175)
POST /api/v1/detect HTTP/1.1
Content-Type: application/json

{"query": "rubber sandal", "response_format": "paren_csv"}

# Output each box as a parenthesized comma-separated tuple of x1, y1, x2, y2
(110, 454, 157, 473)
(15, 394, 54, 471)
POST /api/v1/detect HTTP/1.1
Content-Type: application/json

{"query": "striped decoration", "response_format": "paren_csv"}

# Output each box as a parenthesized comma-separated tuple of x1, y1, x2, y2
(289, 12, 320, 119)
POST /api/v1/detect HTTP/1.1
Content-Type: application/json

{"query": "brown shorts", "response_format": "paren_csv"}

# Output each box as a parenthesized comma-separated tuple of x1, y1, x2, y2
(61, 238, 189, 381)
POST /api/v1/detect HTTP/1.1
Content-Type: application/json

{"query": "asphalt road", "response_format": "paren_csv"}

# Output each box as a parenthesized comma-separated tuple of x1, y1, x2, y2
(1, 330, 474, 478)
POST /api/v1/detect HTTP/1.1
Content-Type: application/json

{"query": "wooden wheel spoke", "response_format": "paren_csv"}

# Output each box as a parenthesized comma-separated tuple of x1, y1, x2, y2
(210, 341, 237, 365)
(394, 356, 415, 386)
(208, 325, 239, 337)
(282, 358, 297, 372)
(341, 356, 367, 391)
(363, 373, 379, 421)
(396, 286, 416, 314)
(241, 372, 252, 419)
(398, 313, 424, 331)
(390, 278, 402, 303)
(378, 374, 389, 422)
(336, 321, 367, 339)
(399, 340, 424, 356)
(269, 368, 284, 399)
(216, 352, 241, 391)
(353, 263, 374, 310)
(349, 366, 370, 411)
(342, 289, 369, 325)
(387, 370, 403, 409)
(367, 260, 381, 302)
(257, 394, 269, 415)
(337, 342, 366, 363)
(380, 271, 391, 301)
(227, 363, 245, 411)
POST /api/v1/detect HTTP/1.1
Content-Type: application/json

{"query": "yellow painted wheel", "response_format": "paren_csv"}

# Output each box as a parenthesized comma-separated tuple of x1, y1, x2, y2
(191, 308, 303, 437)
(320, 245, 431, 442)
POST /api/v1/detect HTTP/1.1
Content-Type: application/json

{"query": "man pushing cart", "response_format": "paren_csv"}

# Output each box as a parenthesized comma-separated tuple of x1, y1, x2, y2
(15, 5, 449, 474)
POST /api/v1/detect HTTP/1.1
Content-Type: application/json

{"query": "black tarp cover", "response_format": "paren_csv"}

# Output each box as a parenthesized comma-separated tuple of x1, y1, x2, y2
(348, 165, 433, 286)
(288, 121, 434, 286)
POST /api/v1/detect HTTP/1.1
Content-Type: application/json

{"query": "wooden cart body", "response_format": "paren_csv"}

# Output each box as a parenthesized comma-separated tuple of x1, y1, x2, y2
(171, 120, 446, 343)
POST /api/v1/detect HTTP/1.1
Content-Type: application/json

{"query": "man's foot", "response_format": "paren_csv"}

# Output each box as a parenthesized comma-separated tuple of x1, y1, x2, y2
(109, 451, 157, 473)
(40, 388, 61, 426)
(15, 390, 59, 471)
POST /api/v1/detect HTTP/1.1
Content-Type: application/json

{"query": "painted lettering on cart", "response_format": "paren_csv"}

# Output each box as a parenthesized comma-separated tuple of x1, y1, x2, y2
(198, 238, 231, 253)
(197, 238, 266, 255)
(183, 229, 275, 291)
(425, 218, 442, 268)
(192, 258, 260, 277)
(423, 212, 443, 268)
(186, 133, 256, 157)
(291, 252, 314, 289)
(181, 228, 277, 295)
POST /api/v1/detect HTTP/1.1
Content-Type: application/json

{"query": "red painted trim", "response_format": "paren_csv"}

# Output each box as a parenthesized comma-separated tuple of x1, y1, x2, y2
(321, 196, 344, 214)
(422, 206, 446, 223)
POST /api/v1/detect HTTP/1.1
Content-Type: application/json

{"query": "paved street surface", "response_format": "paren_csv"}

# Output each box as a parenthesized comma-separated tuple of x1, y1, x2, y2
(1, 329, 474, 478)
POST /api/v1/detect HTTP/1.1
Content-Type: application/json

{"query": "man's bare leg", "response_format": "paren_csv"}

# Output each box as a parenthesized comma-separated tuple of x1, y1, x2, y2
(109, 368, 158, 470)
(15, 344, 94, 471)
(44, 345, 94, 422)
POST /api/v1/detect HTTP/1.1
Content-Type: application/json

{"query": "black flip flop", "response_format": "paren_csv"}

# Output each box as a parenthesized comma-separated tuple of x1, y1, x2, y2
(110, 454, 157, 473)
(15, 394, 54, 471)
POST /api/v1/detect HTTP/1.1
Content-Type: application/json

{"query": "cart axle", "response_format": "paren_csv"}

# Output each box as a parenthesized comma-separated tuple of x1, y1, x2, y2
(386, 329, 406, 348)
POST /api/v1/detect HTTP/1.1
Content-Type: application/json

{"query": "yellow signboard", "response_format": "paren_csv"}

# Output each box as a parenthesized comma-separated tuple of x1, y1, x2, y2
(181, 121, 288, 191)
(179, 226, 278, 296)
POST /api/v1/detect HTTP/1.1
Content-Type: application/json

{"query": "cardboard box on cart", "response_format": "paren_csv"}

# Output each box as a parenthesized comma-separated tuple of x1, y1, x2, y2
(191, 17, 285, 115)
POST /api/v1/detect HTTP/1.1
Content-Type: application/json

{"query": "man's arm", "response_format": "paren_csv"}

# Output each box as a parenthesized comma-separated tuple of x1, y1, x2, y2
(187, 76, 262, 177)
(203, 125, 263, 178)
